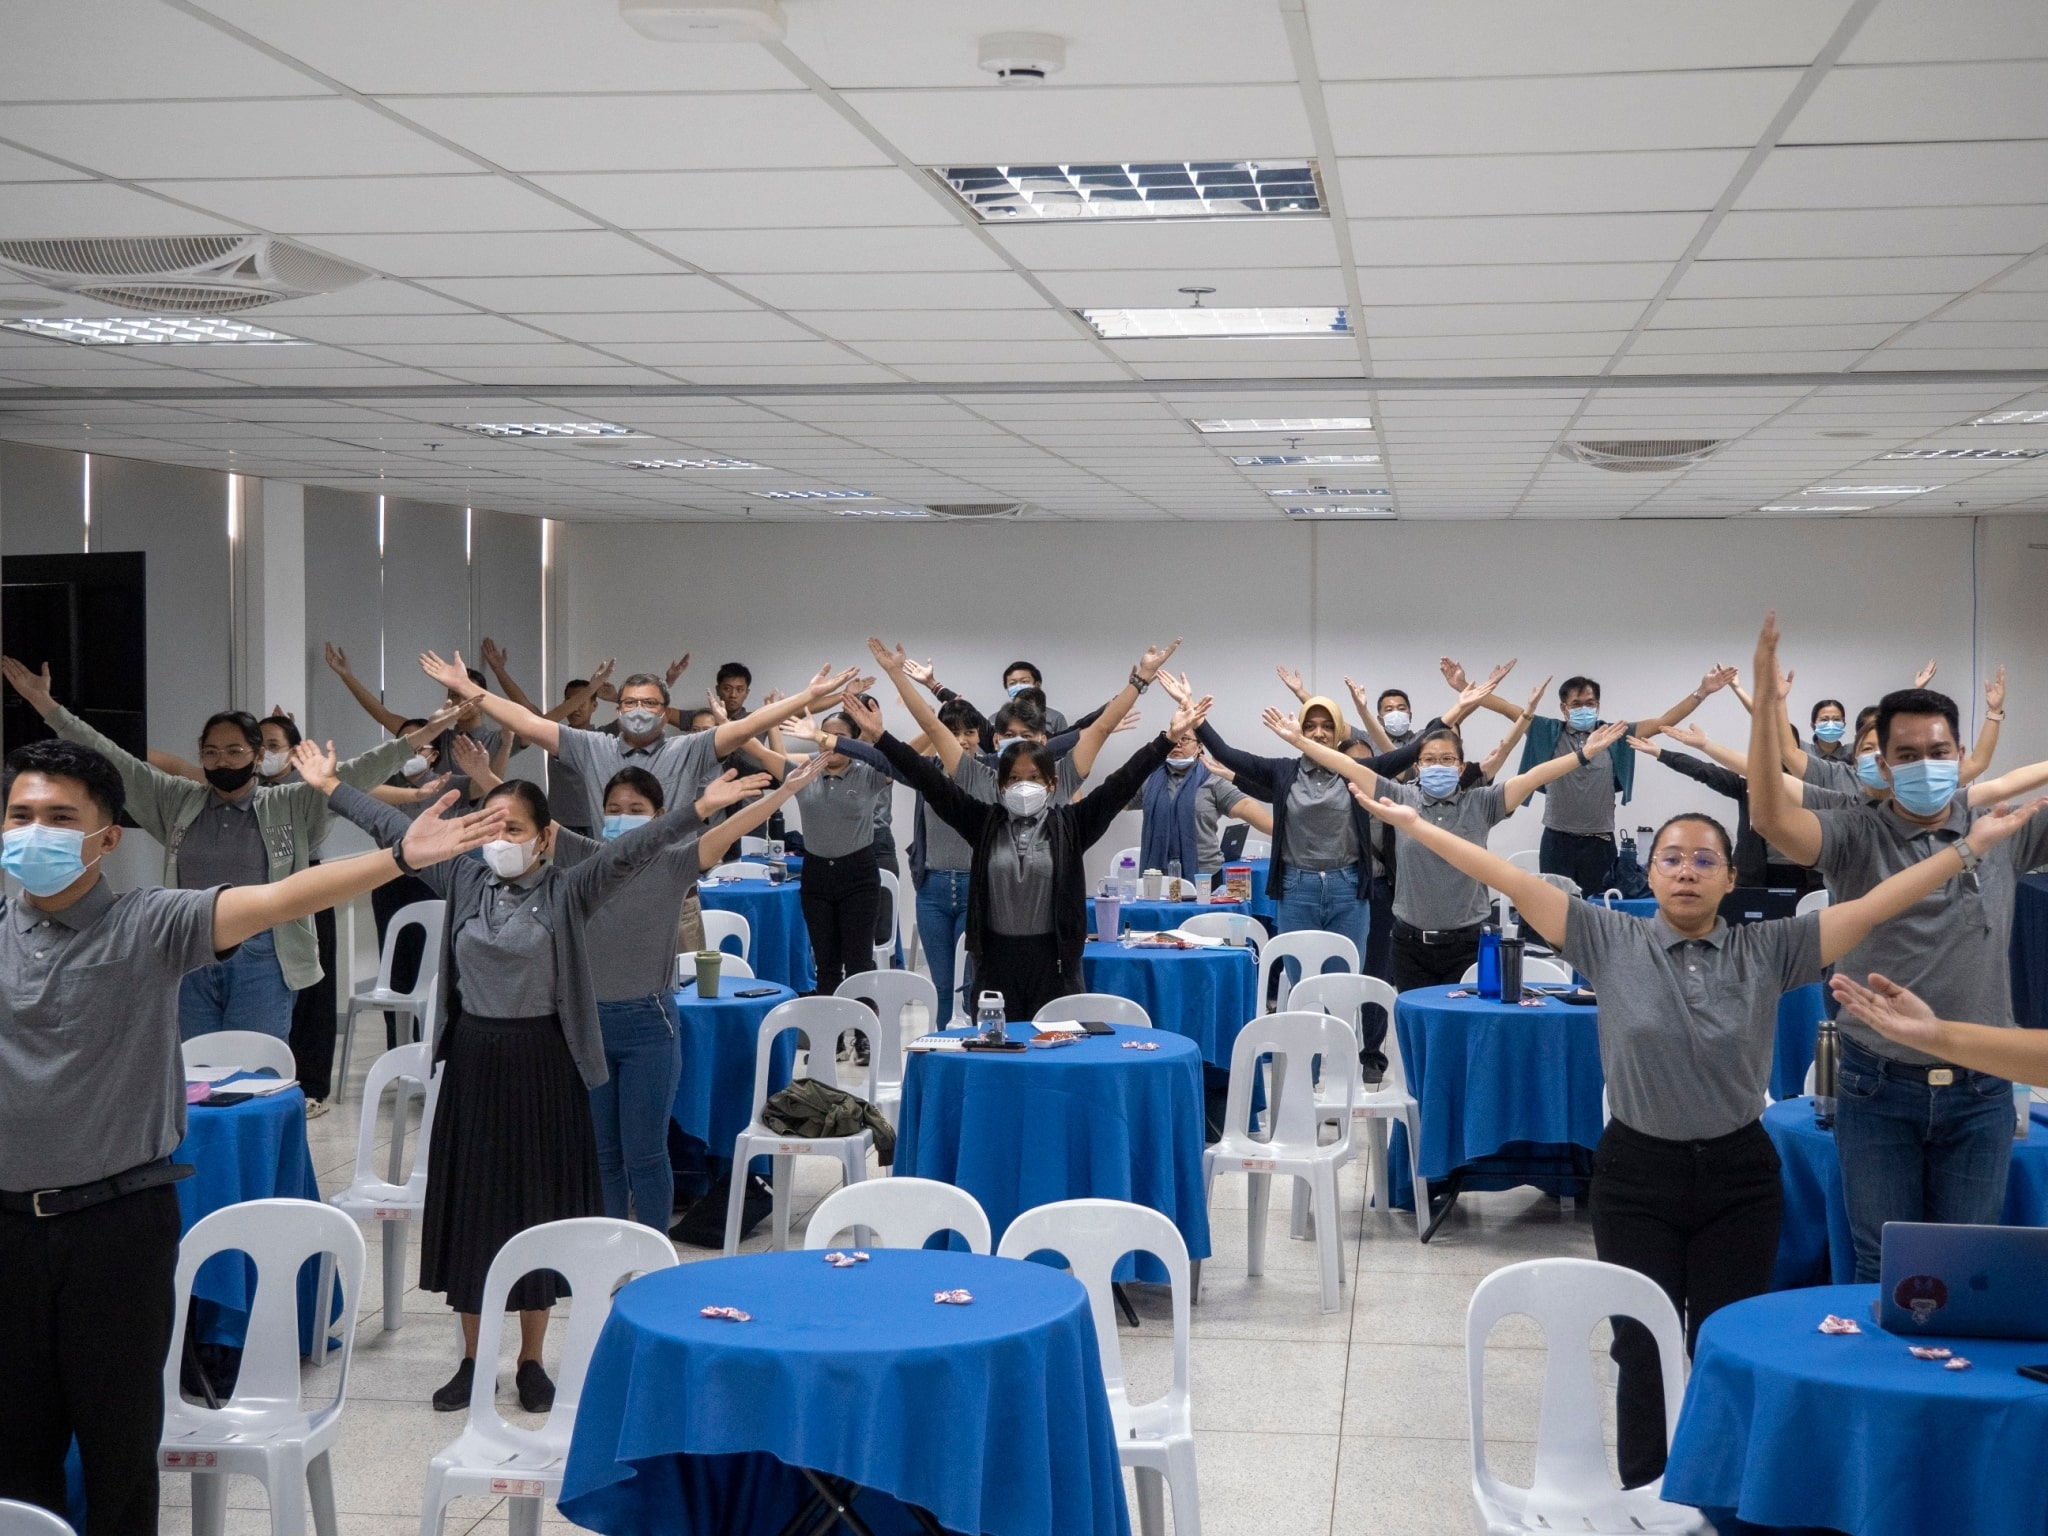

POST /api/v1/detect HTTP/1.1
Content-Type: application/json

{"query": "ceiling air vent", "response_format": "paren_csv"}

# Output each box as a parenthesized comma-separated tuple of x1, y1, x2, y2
(1555, 439, 1724, 473)
(0, 235, 371, 314)
(923, 503, 1028, 520)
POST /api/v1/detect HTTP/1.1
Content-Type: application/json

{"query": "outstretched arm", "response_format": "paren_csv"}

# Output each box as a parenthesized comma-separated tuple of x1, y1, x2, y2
(871, 638, 962, 773)
(1746, 613, 1823, 866)
(1070, 639, 1181, 781)
(1352, 786, 1569, 947)
(1638, 663, 1739, 734)
(1828, 972, 2048, 1082)
(696, 762, 815, 868)
(324, 642, 409, 735)
(1342, 676, 1394, 752)
(1441, 656, 1525, 721)
(1962, 664, 2005, 786)
(713, 664, 862, 759)
(421, 648, 564, 754)
(1072, 693, 1211, 848)
(1476, 675, 1548, 783)
(1261, 707, 1384, 799)
(1818, 799, 2046, 965)
(1501, 721, 1629, 811)
(1656, 721, 1750, 776)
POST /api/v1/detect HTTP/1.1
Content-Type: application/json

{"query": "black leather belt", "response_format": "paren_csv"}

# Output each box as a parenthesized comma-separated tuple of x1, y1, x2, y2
(1393, 919, 1483, 946)
(1, 1159, 193, 1218)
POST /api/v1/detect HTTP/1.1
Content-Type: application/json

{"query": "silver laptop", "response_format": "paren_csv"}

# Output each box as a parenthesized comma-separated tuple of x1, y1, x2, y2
(1876, 1222, 2048, 1339)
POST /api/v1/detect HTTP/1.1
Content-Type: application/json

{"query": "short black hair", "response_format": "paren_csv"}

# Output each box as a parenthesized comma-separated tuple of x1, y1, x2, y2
(200, 710, 263, 752)
(1558, 676, 1601, 706)
(1003, 660, 1043, 687)
(1650, 811, 1733, 861)
(262, 714, 302, 750)
(618, 671, 671, 707)
(1810, 698, 1846, 726)
(1875, 688, 1960, 753)
(400, 717, 430, 735)
(937, 698, 984, 735)
(602, 766, 665, 811)
(483, 778, 550, 827)
(1011, 685, 1048, 712)
(564, 678, 590, 697)
(990, 700, 1047, 738)
(822, 710, 858, 739)
(1855, 705, 1879, 740)
(1413, 725, 1465, 762)
(685, 708, 718, 730)
(1377, 689, 1411, 711)
(5, 739, 125, 824)
(995, 740, 1057, 791)
(716, 663, 751, 687)
(465, 667, 487, 690)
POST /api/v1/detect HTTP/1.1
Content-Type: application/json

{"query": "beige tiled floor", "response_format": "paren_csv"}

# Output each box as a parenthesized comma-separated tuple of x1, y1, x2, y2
(158, 1056, 1618, 1536)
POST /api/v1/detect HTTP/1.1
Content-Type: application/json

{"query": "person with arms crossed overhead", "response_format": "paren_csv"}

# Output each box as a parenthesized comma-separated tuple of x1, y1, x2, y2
(1346, 755, 2044, 1488)
(1746, 614, 2048, 1283)
(477, 637, 625, 838)
(0, 737, 502, 1536)
(1133, 722, 1272, 884)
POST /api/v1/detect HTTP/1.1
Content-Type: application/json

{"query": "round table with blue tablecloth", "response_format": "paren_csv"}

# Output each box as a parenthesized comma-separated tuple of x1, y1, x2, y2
(1769, 982, 1827, 1103)
(670, 980, 798, 1159)
(1763, 1095, 2048, 1290)
(894, 1024, 1210, 1282)
(1079, 938, 1258, 1070)
(1234, 857, 1276, 922)
(697, 872, 813, 992)
(558, 1250, 1132, 1536)
(1088, 894, 1246, 935)
(1661, 1283, 2048, 1536)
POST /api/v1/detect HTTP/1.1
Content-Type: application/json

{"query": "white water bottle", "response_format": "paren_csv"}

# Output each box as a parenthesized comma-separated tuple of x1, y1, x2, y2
(975, 990, 1007, 1046)
(1116, 852, 1138, 901)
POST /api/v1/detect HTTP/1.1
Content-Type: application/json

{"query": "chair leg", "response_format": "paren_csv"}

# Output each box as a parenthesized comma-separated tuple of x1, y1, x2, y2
(336, 1004, 359, 1101)
(312, 1254, 336, 1369)
(771, 1153, 793, 1251)
(1245, 1173, 1269, 1278)
(1289, 1176, 1311, 1241)
(1313, 1164, 1342, 1313)
(1133, 1466, 1166, 1536)
(191, 1471, 228, 1536)
(267, 1449, 308, 1536)
(307, 1451, 339, 1536)
(418, 1466, 449, 1536)
(1166, 1442, 1203, 1536)
(508, 1497, 542, 1536)
(1404, 1109, 1430, 1242)
(1373, 1119, 1394, 1214)
(722, 1142, 751, 1256)
(383, 1217, 408, 1332)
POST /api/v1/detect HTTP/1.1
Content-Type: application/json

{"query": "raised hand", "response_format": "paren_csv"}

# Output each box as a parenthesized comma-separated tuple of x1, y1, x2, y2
(762, 688, 785, 709)
(1583, 720, 1630, 759)
(479, 637, 509, 673)
(703, 688, 729, 725)
(1456, 673, 1502, 711)
(1987, 664, 2007, 714)
(1439, 656, 1470, 692)
(665, 653, 691, 687)
(420, 650, 481, 697)
(1752, 613, 1784, 702)
(267, 703, 296, 722)
(867, 638, 907, 677)
(1524, 675, 1553, 715)
(404, 773, 454, 804)
(1348, 785, 1419, 829)
(780, 710, 822, 744)
(400, 794, 510, 869)
(1200, 753, 1235, 781)
(1155, 670, 1193, 707)
(901, 656, 938, 691)
(781, 752, 830, 792)
(838, 689, 884, 740)
(586, 657, 617, 696)
(1697, 663, 1739, 697)
(1965, 797, 2046, 856)
(1626, 734, 1663, 759)
(1481, 658, 1519, 691)
(323, 642, 352, 677)
(290, 739, 340, 794)
(697, 769, 774, 814)
(1914, 658, 1938, 689)
(1136, 638, 1182, 683)
(1663, 721, 1708, 749)
(449, 734, 498, 794)
(1827, 971, 1943, 1051)
(406, 702, 465, 745)
(1261, 706, 1305, 747)
(1110, 711, 1138, 735)
(1166, 693, 1213, 740)
(807, 664, 861, 701)
(0, 655, 57, 714)
(1276, 665, 1307, 699)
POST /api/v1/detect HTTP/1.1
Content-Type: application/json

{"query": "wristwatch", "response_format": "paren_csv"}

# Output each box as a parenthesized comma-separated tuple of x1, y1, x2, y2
(391, 838, 420, 877)
(1128, 669, 1151, 694)
(1954, 840, 1981, 874)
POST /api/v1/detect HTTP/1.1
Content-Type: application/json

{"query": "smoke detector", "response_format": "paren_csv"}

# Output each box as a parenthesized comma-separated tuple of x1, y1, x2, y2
(619, 0, 785, 41)
(978, 32, 1066, 83)
(1555, 438, 1724, 473)
(0, 234, 369, 314)
(924, 502, 1028, 520)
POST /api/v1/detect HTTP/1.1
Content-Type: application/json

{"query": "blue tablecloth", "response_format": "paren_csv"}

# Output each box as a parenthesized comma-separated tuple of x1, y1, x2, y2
(1387, 986, 1606, 1209)
(1087, 895, 1245, 935)
(670, 980, 798, 1157)
(2014, 872, 2048, 1032)
(1597, 897, 1660, 918)
(699, 874, 814, 993)
(558, 1251, 1131, 1536)
(1234, 858, 1275, 921)
(1663, 1283, 2048, 1536)
(1079, 939, 1258, 1071)
(1771, 983, 1826, 1103)
(1763, 1095, 2048, 1290)
(174, 1079, 330, 1353)
(895, 1025, 1210, 1282)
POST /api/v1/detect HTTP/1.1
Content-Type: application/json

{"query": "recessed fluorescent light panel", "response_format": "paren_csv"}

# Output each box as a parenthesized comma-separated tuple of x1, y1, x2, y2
(1804, 485, 1939, 495)
(755, 489, 872, 500)
(452, 422, 639, 439)
(1879, 447, 2044, 460)
(1229, 453, 1380, 467)
(1265, 487, 1388, 497)
(1758, 504, 1874, 513)
(932, 160, 1323, 222)
(626, 457, 758, 470)
(3, 314, 300, 345)
(1192, 417, 1371, 434)
(1078, 307, 1349, 340)
(1969, 411, 2048, 426)
(832, 507, 930, 519)
(1283, 505, 1395, 520)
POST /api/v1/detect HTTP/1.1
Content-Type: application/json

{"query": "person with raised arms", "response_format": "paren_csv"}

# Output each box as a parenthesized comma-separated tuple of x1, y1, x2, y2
(1829, 970, 2048, 1086)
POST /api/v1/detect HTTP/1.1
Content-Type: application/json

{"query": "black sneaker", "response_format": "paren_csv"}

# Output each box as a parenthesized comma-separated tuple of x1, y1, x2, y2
(431, 1357, 477, 1413)
(516, 1359, 556, 1414)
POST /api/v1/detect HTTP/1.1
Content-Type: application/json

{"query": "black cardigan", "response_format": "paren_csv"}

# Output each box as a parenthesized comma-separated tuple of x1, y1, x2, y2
(1195, 720, 1432, 899)
(873, 729, 1174, 983)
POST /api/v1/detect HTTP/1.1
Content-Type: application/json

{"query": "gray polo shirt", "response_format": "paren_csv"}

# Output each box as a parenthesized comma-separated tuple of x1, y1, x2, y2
(555, 724, 720, 832)
(1815, 798, 2048, 1064)
(454, 872, 559, 1019)
(0, 880, 222, 1190)
(989, 819, 1055, 936)
(1543, 725, 1629, 836)
(557, 831, 703, 1002)
(550, 754, 593, 831)
(1564, 902, 1823, 1141)
(1804, 752, 1863, 796)
(796, 760, 893, 859)
(1385, 780, 1511, 930)
(176, 788, 269, 891)
(1285, 763, 1360, 871)
(435, 720, 505, 802)
(955, 751, 1081, 806)
(1153, 768, 1250, 874)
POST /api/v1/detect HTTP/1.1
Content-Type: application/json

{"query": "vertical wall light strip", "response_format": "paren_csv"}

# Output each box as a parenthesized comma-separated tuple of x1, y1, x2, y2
(540, 518, 553, 706)
(81, 454, 91, 552)
(376, 493, 387, 699)
(226, 475, 240, 704)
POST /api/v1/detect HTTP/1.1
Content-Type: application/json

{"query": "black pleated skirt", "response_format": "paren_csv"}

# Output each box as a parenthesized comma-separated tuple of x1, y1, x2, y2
(420, 1012, 601, 1313)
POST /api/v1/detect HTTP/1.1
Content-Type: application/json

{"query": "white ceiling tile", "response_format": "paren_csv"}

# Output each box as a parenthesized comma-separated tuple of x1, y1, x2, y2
(0, 181, 241, 239)
(1841, 0, 2048, 63)
(416, 273, 762, 311)
(1608, 350, 1866, 373)
(643, 226, 1008, 274)
(987, 218, 1341, 272)
(1037, 267, 1348, 307)
(1337, 151, 1745, 219)
(840, 84, 1313, 163)
(305, 230, 676, 278)
(272, 314, 556, 345)
(1627, 324, 1899, 354)
(156, 176, 595, 235)
(532, 168, 955, 229)
(1372, 332, 1633, 361)
(1670, 256, 2015, 299)
(727, 270, 1051, 310)
(1374, 356, 1612, 376)
(0, 100, 475, 180)
(1359, 302, 1649, 337)
(1356, 263, 1673, 305)
(1982, 259, 2048, 292)
(1701, 206, 2048, 261)
(1738, 142, 2048, 212)
(595, 341, 867, 367)
(1935, 291, 2048, 323)
(1786, 62, 2048, 144)
(1350, 213, 1706, 267)
(854, 340, 1113, 366)
(0, 0, 327, 98)
(517, 311, 819, 343)
(1654, 295, 1945, 327)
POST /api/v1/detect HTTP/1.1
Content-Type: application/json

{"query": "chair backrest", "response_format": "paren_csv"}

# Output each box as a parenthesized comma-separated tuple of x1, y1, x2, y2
(952, 933, 970, 1010)
(701, 909, 752, 962)
(1796, 889, 1831, 915)
(1465, 1258, 1688, 1512)
(164, 1200, 365, 1433)
(1458, 955, 1576, 988)
(465, 1219, 677, 1457)
(0, 1502, 77, 1536)
(1241, 839, 1271, 860)
(1176, 911, 1268, 954)
(1033, 992, 1152, 1029)
(345, 1043, 439, 1201)
(739, 835, 770, 856)
(875, 869, 901, 964)
(1109, 846, 1141, 880)
(996, 1199, 1190, 1412)
(717, 861, 771, 879)
(1507, 849, 1544, 875)
(1222, 1010, 1356, 1149)
(1285, 973, 1405, 1096)
(835, 970, 938, 1084)
(374, 899, 447, 995)
(803, 1177, 991, 1254)
(181, 1030, 297, 1083)
(1255, 929, 1360, 1009)
(750, 996, 875, 1111)
(718, 954, 756, 980)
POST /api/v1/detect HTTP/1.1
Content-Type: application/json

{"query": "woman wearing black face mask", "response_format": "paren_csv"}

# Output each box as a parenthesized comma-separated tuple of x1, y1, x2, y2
(865, 639, 1202, 1020)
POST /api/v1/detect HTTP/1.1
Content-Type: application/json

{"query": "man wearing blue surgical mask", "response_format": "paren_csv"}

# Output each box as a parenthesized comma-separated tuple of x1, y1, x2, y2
(999, 660, 1068, 734)
(1748, 621, 2048, 1284)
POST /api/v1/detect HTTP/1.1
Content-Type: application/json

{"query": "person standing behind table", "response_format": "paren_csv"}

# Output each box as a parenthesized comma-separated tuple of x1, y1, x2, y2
(1746, 614, 2048, 1283)
(1783, 668, 2004, 800)
(478, 637, 625, 839)
(1349, 769, 2044, 1488)
(1132, 724, 1273, 883)
(324, 643, 510, 803)
(1626, 724, 1857, 891)
(0, 738, 501, 1536)
(901, 655, 1080, 746)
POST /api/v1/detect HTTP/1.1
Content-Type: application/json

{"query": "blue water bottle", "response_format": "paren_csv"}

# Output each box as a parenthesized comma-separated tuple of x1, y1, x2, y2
(1476, 923, 1502, 999)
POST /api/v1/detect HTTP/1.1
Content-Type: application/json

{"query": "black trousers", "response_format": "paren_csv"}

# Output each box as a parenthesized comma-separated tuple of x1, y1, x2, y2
(1539, 828, 1616, 895)
(0, 1183, 182, 1536)
(1390, 922, 1481, 992)
(1589, 1118, 1783, 1488)
(372, 873, 436, 1049)
(799, 846, 881, 997)
(973, 932, 1067, 1023)
(286, 901, 339, 1099)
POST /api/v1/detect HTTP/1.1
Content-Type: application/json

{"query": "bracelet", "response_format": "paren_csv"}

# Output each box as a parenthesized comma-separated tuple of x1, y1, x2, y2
(1987, 711, 2005, 723)
(1129, 669, 1152, 694)
(1573, 745, 1590, 767)
(390, 840, 418, 877)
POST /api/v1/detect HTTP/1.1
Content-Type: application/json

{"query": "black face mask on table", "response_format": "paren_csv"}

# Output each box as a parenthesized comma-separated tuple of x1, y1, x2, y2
(206, 762, 257, 792)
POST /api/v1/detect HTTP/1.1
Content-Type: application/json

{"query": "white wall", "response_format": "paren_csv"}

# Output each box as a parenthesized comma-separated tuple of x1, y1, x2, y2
(554, 514, 2048, 880)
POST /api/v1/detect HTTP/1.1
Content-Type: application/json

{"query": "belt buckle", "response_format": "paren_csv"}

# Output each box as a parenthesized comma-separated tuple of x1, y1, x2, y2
(1928, 1068, 1955, 1087)
(31, 1189, 61, 1217)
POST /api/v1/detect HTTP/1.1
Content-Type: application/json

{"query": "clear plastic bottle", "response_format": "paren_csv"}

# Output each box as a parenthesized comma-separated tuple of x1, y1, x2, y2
(975, 990, 1007, 1046)
(2017, 1082, 2033, 1139)
(1116, 852, 1138, 901)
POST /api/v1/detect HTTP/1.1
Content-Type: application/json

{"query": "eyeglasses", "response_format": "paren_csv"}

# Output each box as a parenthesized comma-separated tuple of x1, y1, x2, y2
(198, 745, 254, 765)
(1651, 851, 1728, 873)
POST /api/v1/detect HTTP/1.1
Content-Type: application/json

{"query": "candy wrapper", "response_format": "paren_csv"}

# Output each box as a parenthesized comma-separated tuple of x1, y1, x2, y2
(1446, 989, 1475, 999)
(699, 1306, 752, 1323)
(1944, 1357, 1972, 1372)
(823, 1250, 871, 1268)
(1907, 1345, 1953, 1361)
(1121, 1040, 1160, 1051)
(1817, 1314, 1863, 1335)
(933, 1289, 974, 1305)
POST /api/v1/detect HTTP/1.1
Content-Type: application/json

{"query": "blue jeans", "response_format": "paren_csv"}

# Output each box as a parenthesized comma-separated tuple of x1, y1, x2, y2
(1273, 865, 1371, 1000)
(590, 995, 684, 1229)
(1833, 1034, 2015, 1282)
(916, 870, 972, 1025)
(177, 929, 293, 1043)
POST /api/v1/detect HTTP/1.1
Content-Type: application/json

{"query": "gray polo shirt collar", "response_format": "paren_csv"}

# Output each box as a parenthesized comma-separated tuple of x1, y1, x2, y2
(1876, 798, 1970, 843)
(11, 878, 115, 935)
(1651, 914, 1729, 951)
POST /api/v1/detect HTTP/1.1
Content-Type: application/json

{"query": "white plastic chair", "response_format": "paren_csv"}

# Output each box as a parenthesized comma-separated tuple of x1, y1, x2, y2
(161, 1200, 366, 1536)
(803, 1177, 991, 1254)
(713, 861, 772, 880)
(739, 835, 771, 857)
(1255, 929, 1359, 1012)
(834, 969, 937, 1127)
(999, 1200, 1199, 1536)
(182, 1030, 297, 1083)
(1109, 846, 1142, 880)
(1203, 1010, 1357, 1312)
(700, 908, 752, 963)
(1457, 956, 1574, 987)
(337, 900, 445, 1098)
(725, 998, 877, 1254)
(1033, 993, 1152, 1029)
(1466, 1258, 1708, 1535)
(1507, 849, 1544, 875)
(952, 933, 971, 1015)
(1177, 911, 1267, 954)
(1287, 974, 1430, 1239)
(1240, 839, 1271, 861)
(318, 1043, 440, 1342)
(420, 1219, 677, 1536)
(1796, 889, 1831, 915)
(874, 868, 902, 971)
(0, 1502, 77, 1536)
